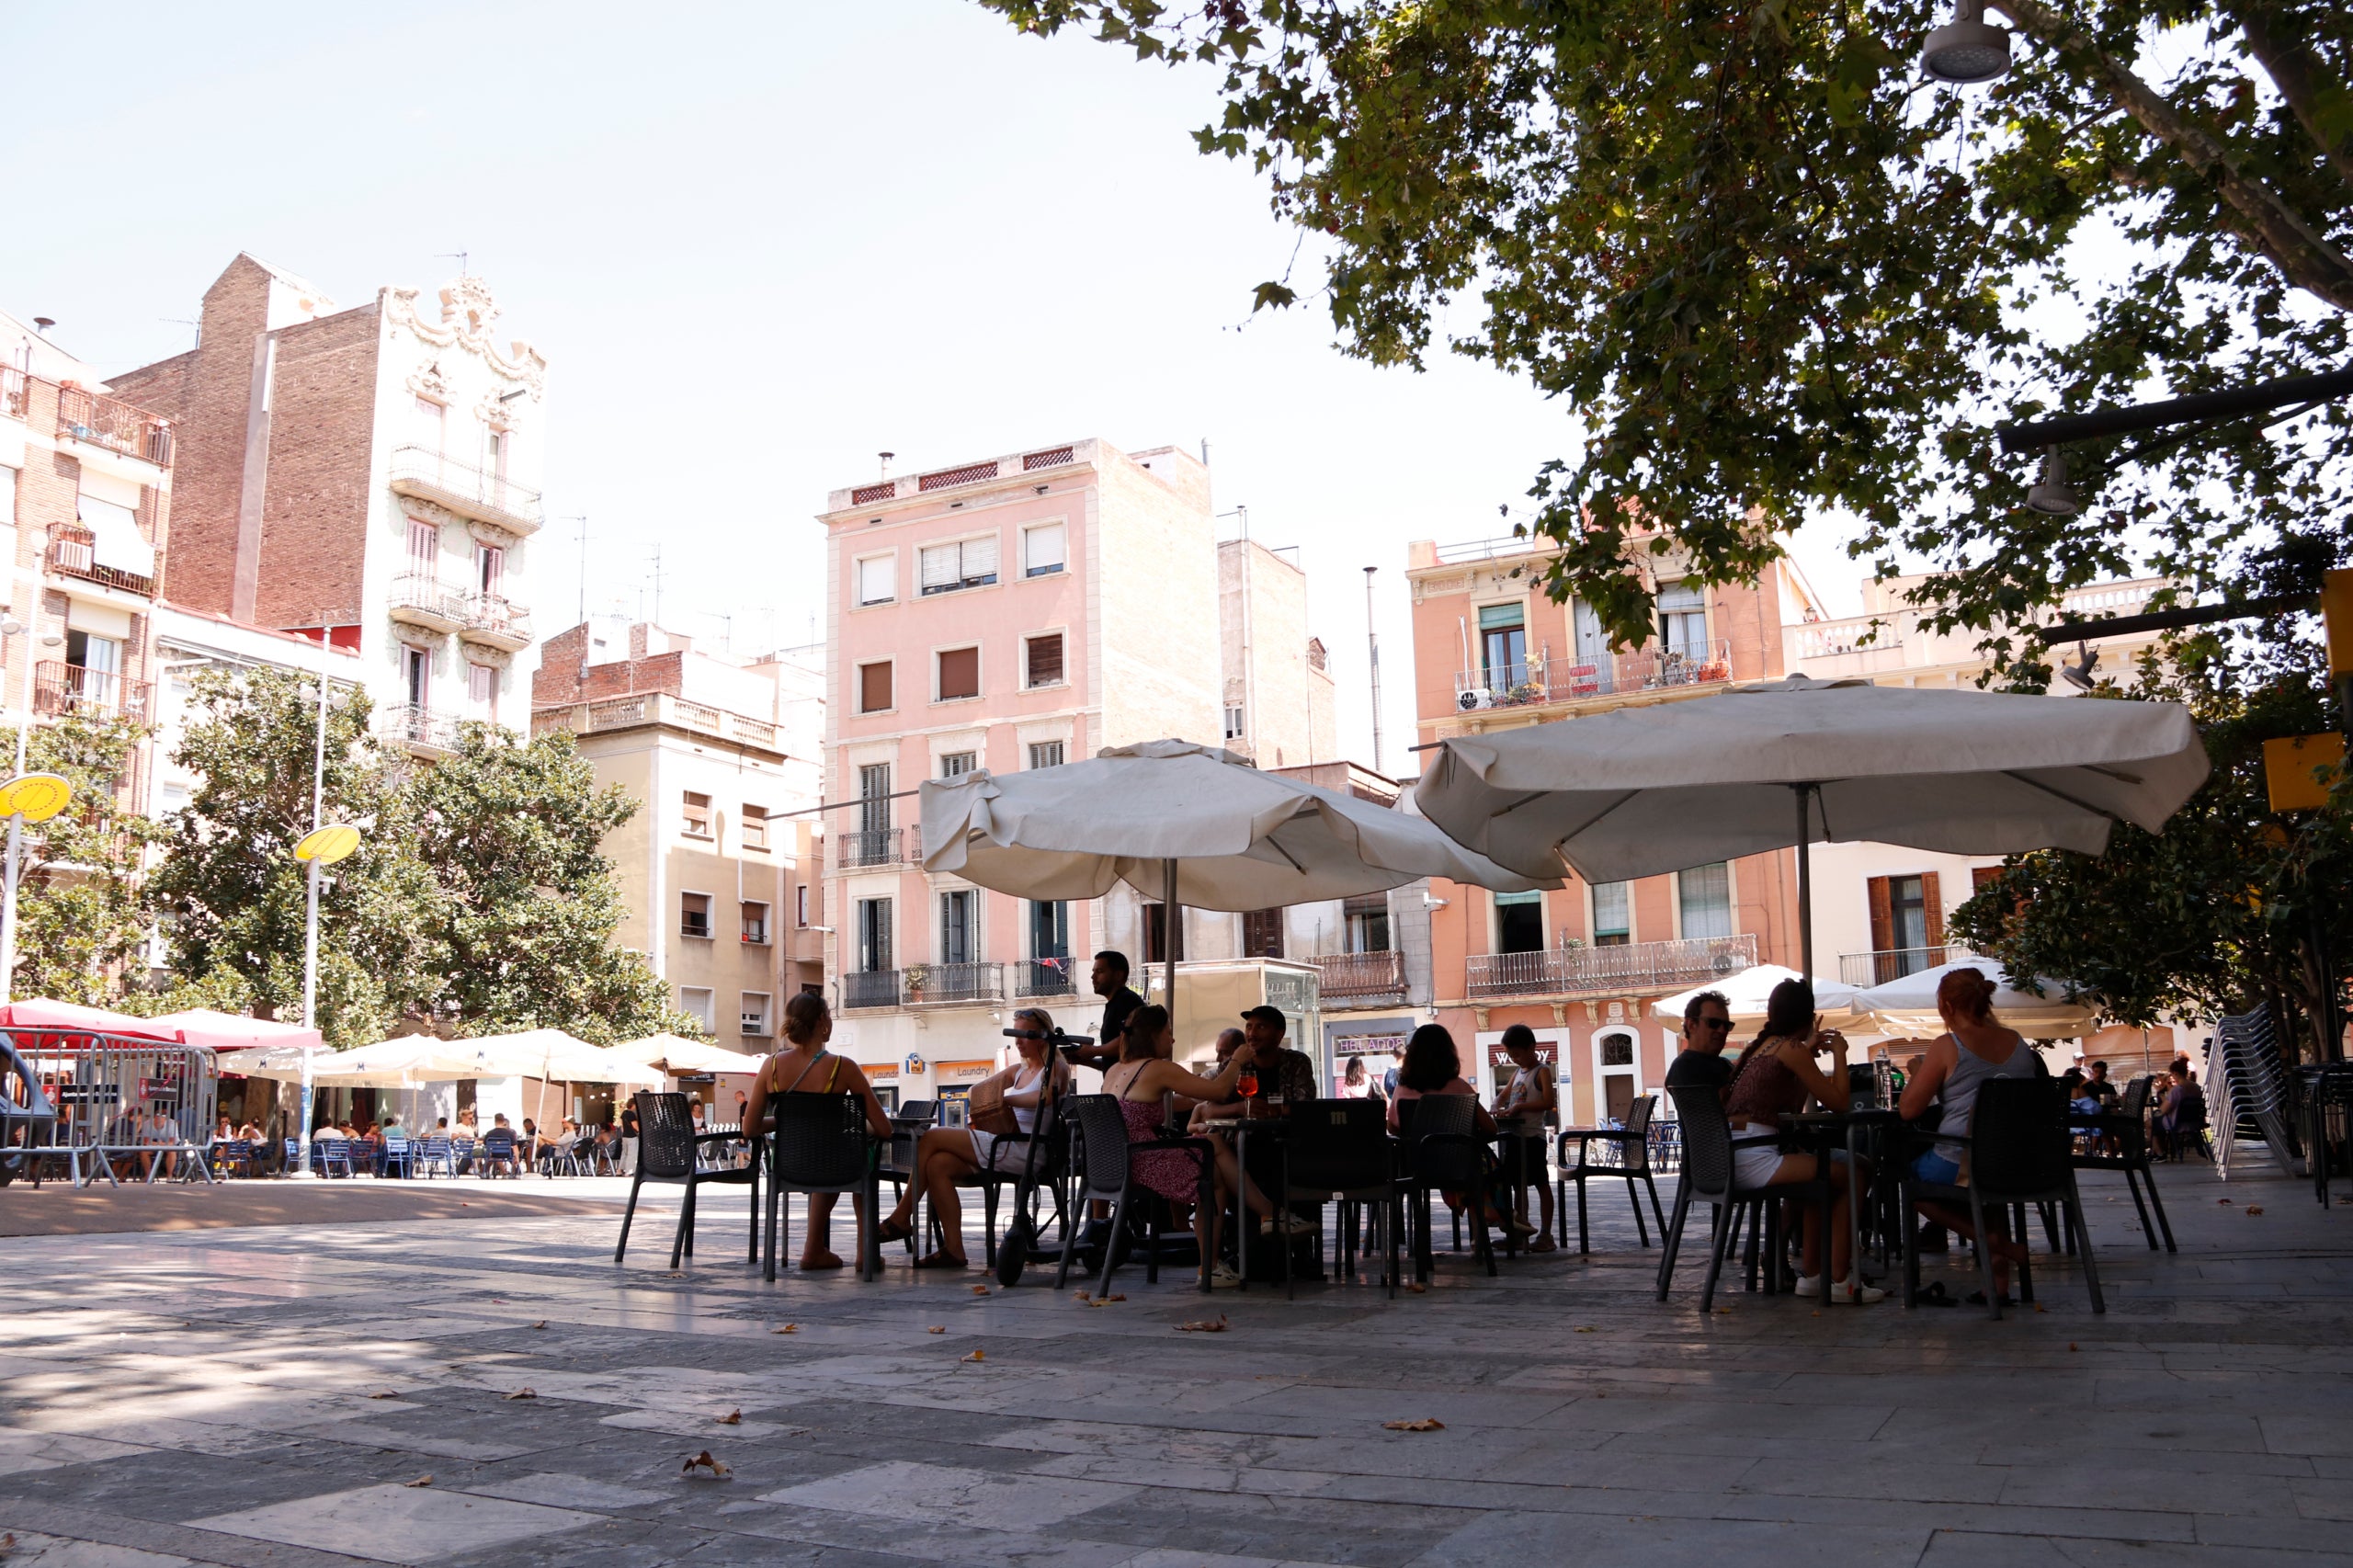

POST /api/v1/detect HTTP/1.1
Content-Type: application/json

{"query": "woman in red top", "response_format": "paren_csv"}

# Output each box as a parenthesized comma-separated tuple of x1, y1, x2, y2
(1722, 978, 1880, 1302)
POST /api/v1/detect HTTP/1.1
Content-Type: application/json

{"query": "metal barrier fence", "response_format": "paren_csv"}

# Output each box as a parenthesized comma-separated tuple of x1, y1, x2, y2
(0, 1029, 219, 1188)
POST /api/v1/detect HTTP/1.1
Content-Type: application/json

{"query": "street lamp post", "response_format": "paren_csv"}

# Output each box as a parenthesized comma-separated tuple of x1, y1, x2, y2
(290, 676, 358, 1176)
(0, 617, 67, 1006)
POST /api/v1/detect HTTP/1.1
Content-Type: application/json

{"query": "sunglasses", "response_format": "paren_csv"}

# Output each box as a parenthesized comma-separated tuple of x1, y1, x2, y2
(1009, 1030, 1046, 1040)
(1697, 1017, 1733, 1032)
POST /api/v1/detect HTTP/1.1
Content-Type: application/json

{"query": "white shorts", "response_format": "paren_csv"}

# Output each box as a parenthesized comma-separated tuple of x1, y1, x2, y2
(1731, 1125, 1788, 1189)
(965, 1130, 1036, 1176)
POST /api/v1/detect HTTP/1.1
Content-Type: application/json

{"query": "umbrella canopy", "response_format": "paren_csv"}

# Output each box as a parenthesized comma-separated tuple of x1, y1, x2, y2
(612, 1033, 768, 1074)
(459, 1028, 666, 1086)
(1417, 675, 2207, 973)
(1651, 964, 1868, 1031)
(147, 1009, 326, 1053)
(221, 1035, 492, 1086)
(0, 999, 184, 1043)
(921, 739, 1555, 910)
(1857, 957, 2102, 1040)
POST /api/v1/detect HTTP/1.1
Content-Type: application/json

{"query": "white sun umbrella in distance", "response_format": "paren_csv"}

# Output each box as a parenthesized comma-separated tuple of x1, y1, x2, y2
(460, 1028, 666, 1087)
(1416, 675, 2209, 978)
(1857, 956, 2101, 1040)
(1652, 964, 1869, 1032)
(921, 739, 1559, 1011)
(612, 1032, 768, 1075)
(221, 1035, 494, 1087)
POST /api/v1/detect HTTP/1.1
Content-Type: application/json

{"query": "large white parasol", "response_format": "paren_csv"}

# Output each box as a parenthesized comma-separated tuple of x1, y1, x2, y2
(1855, 956, 2102, 1039)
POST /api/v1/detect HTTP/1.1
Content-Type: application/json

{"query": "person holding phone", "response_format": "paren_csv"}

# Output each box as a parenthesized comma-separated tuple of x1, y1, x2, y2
(1063, 950, 1143, 1072)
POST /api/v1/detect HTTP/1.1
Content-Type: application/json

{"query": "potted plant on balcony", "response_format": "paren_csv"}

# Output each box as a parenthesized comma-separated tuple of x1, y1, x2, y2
(903, 963, 928, 1001)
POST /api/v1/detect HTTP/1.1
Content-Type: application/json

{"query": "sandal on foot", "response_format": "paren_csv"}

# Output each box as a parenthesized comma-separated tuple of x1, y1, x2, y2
(911, 1251, 969, 1270)
(1916, 1280, 1957, 1308)
(798, 1250, 845, 1272)
(1963, 1289, 2015, 1307)
(874, 1215, 915, 1246)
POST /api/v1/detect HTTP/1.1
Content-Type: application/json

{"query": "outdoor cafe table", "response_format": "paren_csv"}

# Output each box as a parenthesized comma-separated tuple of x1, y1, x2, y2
(1781, 1107, 1904, 1305)
(1197, 1108, 1292, 1289)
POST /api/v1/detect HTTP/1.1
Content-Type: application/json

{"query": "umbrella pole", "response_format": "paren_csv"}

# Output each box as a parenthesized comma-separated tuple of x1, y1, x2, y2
(1794, 785, 1814, 983)
(1163, 858, 1177, 1019)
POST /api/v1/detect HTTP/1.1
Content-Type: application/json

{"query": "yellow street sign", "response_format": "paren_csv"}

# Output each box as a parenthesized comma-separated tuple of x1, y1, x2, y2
(0, 773, 74, 824)
(294, 824, 363, 865)
(2325, 568, 2353, 677)
(2263, 733, 2345, 812)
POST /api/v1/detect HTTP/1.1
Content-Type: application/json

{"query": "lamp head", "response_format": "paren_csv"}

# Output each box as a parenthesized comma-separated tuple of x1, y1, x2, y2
(2027, 446, 2080, 516)
(1923, 0, 2013, 84)
(2061, 641, 2099, 691)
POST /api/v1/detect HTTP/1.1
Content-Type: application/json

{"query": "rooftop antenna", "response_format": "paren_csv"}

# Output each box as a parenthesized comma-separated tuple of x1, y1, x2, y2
(436, 250, 470, 274)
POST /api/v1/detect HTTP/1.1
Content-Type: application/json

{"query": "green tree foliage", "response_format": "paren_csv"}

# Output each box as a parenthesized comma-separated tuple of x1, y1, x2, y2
(983, 1, 2353, 666)
(1951, 642, 2352, 1054)
(149, 670, 689, 1046)
(412, 724, 690, 1045)
(1, 714, 165, 1005)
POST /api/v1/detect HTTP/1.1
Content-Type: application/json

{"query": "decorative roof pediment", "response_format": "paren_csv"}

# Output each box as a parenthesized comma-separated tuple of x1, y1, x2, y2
(384, 276, 546, 401)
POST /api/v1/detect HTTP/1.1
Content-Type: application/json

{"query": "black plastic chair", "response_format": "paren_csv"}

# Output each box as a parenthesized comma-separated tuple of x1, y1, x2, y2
(1054, 1094, 1212, 1297)
(614, 1091, 763, 1269)
(1559, 1094, 1668, 1252)
(762, 1093, 880, 1283)
(1278, 1098, 1401, 1299)
(1902, 1076, 2104, 1320)
(986, 1085, 1078, 1287)
(1654, 1085, 1825, 1311)
(2072, 1075, 2175, 1252)
(1395, 1094, 1496, 1282)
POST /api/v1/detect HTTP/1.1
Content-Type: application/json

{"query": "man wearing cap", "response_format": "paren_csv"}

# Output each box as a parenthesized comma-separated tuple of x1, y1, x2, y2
(1237, 1006, 1317, 1105)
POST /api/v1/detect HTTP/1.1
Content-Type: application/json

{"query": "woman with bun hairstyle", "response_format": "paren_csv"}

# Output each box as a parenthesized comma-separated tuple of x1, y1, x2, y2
(1897, 966, 2040, 1304)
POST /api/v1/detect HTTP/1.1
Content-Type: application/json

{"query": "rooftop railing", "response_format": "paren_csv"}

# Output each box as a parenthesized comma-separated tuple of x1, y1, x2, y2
(1452, 640, 1733, 713)
(1465, 932, 1756, 1001)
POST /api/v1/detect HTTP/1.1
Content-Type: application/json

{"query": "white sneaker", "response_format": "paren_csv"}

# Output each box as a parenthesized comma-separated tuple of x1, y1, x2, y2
(1830, 1278, 1886, 1304)
(1793, 1274, 1823, 1296)
(1207, 1264, 1244, 1290)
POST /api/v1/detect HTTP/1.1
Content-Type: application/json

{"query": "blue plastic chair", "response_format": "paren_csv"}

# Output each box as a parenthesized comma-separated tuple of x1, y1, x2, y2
(478, 1129, 518, 1177)
(415, 1136, 455, 1178)
(315, 1137, 354, 1177)
(380, 1138, 413, 1178)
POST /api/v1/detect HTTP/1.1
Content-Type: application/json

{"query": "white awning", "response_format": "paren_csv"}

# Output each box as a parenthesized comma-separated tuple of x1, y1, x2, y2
(77, 495, 154, 576)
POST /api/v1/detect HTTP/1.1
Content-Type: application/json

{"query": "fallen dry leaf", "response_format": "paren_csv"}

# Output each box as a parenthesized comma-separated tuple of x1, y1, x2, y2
(715, 1409, 741, 1426)
(681, 1450, 732, 1479)
(1574, 1325, 1596, 1334)
(503, 1388, 537, 1401)
(2219, 1198, 2234, 1205)
(405, 1475, 434, 1488)
(772, 1324, 798, 1335)
(961, 1349, 985, 1363)
(1404, 1282, 1427, 1294)
(367, 1389, 401, 1400)
(530, 1321, 548, 1330)
(1176, 1315, 1231, 1333)
(2034, 1303, 2049, 1314)
(2246, 1206, 2265, 1216)
(1383, 1418, 1445, 1432)
(971, 1284, 991, 1295)
(927, 1325, 946, 1335)
(2068, 1343, 2080, 1352)
(1714, 1307, 1733, 1314)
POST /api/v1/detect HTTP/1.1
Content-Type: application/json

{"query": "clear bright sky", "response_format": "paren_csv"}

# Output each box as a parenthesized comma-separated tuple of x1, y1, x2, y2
(5, 0, 1870, 769)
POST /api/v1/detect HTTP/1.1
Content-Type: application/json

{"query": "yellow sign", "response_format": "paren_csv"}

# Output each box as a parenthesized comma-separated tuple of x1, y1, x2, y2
(2263, 734, 2345, 812)
(294, 824, 363, 864)
(0, 773, 73, 824)
(2325, 568, 2353, 677)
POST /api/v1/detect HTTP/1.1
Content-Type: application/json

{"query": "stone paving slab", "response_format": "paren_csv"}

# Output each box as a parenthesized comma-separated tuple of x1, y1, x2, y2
(2, 1162, 2348, 1566)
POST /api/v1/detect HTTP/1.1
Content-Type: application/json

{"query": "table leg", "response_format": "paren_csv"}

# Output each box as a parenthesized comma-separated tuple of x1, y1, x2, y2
(1844, 1123, 1865, 1302)
(1233, 1125, 1249, 1290)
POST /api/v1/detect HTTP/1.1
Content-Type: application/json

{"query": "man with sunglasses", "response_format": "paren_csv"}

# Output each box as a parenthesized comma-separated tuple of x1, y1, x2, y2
(1665, 991, 1736, 1097)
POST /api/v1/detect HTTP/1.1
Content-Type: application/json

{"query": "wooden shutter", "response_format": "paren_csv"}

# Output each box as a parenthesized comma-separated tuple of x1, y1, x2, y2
(858, 661, 892, 712)
(938, 646, 980, 700)
(1027, 633, 1063, 687)
(1866, 876, 1893, 982)
(1921, 870, 1945, 960)
(1971, 865, 2003, 892)
(1244, 908, 1284, 959)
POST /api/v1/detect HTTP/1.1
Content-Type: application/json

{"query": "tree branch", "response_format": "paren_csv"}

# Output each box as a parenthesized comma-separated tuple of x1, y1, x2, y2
(1994, 0, 2353, 312)
(2229, 3, 2353, 194)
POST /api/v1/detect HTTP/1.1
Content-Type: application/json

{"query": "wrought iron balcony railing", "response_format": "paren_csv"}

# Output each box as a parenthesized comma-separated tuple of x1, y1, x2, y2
(56, 386, 172, 466)
(34, 663, 149, 722)
(47, 526, 156, 597)
(840, 970, 901, 1010)
(1465, 932, 1757, 1001)
(1313, 949, 1406, 1002)
(1837, 944, 1973, 989)
(836, 827, 901, 869)
(387, 444, 542, 533)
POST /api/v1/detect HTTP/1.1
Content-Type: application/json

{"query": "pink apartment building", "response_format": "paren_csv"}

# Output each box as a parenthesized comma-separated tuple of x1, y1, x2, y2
(819, 437, 1231, 1105)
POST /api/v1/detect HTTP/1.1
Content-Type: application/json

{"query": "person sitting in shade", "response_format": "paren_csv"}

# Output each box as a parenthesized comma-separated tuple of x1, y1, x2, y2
(1388, 1024, 1532, 1238)
(1899, 968, 2036, 1305)
(742, 992, 893, 1272)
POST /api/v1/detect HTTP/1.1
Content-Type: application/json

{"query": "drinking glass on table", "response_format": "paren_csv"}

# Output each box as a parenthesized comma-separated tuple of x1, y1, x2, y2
(1235, 1064, 1259, 1115)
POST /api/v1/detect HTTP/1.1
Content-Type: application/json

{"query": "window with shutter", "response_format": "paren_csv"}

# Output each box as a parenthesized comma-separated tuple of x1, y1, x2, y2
(1591, 881, 1630, 945)
(1677, 863, 1732, 938)
(938, 751, 976, 778)
(1495, 890, 1544, 953)
(1242, 908, 1285, 960)
(1144, 903, 1186, 964)
(1866, 876, 1895, 967)
(858, 661, 892, 712)
(918, 536, 1000, 595)
(857, 553, 894, 605)
(937, 646, 980, 701)
(1026, 632, 1064, 687)
(1024, 523, 1065, 576)
(919, 543, 959, 594)
(961, 534, 998, 584)
(1027, 741, 1064, 769)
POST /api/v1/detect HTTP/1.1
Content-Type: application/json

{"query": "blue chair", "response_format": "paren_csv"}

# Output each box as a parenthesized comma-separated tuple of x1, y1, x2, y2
(282, 1137, 301, 1174)
(449, 1136, 477, 1175)
(314, 1138, 354, 1178)
(380, 1138, 413, 1178)
(415, 1136, 456, 1178)
(479, 1129, 519, 1177)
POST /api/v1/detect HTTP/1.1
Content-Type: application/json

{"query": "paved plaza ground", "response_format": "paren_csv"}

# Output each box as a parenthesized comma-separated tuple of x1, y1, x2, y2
(1, 1160, 2348, 1568)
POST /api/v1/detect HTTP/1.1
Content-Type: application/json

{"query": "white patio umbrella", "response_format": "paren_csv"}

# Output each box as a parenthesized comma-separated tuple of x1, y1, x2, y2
(219, 1035, 494, 1086)
(922, 739, 1558, 1007)
(147, 1009, 326, 1053)
(460, 1028, 666, 1087)
(1416, 675, 2208, 976)
(1857, 956, 2101, 1039)
(612, 1032, 767, 1075)
(1652, 963, 1869, 1031)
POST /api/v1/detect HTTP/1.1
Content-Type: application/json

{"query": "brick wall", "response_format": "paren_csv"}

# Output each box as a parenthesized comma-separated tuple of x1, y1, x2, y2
(531, 622, 688, 708)
(254, 306, 379, 629)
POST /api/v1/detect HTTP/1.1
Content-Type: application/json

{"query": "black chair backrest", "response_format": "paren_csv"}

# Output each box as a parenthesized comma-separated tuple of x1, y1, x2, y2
(1066, 1093, 1131, 1204)
(1620, 1094, 1656, 1171)
(1283, 1098, 1391, 1194)
(1666, 1083, 1735, 1199)
(2109, 1076, 2152, 1155)
(1401, 1093, 1484, 1187)
(898, 1099, 940, 1125)
(769, 1092, 871, 1187)
(1969, 1077, 2072, 1196)
(633, 1091, 697, 1179)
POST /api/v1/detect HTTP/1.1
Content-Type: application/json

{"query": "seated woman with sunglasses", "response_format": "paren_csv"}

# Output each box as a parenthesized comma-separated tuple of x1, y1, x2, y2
(874, 1007, 1070, 1268)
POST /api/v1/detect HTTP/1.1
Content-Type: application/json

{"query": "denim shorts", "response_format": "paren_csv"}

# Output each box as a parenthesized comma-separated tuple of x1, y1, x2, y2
(1914, 1149, 1962, 1185)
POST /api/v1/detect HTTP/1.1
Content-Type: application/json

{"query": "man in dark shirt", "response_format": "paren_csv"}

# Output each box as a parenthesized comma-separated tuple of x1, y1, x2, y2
(1237, 1006, 1317, 1103)
(1664, 990, 1735, 1097)
(2080, 1059, 2120, 1109)
(1066, 950, 1143, 1071)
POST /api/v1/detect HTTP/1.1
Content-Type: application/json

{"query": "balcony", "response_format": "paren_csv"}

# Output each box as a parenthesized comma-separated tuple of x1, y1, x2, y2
(456, 590, 532, 652)
(906, 961, 1004, 1006)
(1013, 958, 1077, 998)
(1313, 949, 1407, 1004)
(56, 386, 172, 467)
(1837, 944, 1973, 989)
(389, 572, 464, 634)
(46, 526, 156, 597)
(1464, 932, 1757, 1001)
(387, 445, 542, 535)
(530, 691, 787, 755)
(1, 366, 25, 421)
(837, 827, 901, 869)
(841, 970, 901, 1010)
(1453, 640, 1733, 715)
(34, 663, 149, 722)
(378, 703, 459, 755)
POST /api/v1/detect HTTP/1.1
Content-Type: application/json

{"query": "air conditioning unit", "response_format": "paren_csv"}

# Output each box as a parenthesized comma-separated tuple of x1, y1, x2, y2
(1457, 688, 1494, 712)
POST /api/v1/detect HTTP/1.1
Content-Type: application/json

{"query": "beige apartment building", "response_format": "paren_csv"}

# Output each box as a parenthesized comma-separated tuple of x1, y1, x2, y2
(532, 621, 824, 1070)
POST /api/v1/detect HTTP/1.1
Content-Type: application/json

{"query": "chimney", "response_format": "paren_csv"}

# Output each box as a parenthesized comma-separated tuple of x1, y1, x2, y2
(878, 450, 894, 480)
